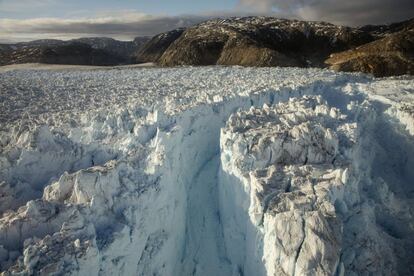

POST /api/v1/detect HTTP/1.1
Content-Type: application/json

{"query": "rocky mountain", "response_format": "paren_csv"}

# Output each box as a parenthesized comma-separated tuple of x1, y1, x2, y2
(134, 28, 185, 63)
(72, 37, 150, 59)
(326, 26, 414, 77)
(135, 16, 414, 76)
(1, 17, 412, 76)
(358, 18, 414, 38)
(136, 17, 374, 67)
(8, 39, 65, 48)
(0, 37, 150, 66)
(0, 42, 126, 66)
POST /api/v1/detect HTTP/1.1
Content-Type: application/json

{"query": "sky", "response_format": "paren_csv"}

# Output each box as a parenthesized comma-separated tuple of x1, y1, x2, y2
(0, 0, 413, 43)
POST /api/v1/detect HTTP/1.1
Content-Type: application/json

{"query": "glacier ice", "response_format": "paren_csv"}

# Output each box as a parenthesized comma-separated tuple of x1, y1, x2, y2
(0, 67, 413, 275)
(219, 95, 371, 275)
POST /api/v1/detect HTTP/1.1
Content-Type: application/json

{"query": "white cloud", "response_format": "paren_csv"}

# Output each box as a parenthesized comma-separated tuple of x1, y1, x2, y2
(238, 0, 414, 26)
(0, 11, 209, 42)
(0, 0, 58, 12)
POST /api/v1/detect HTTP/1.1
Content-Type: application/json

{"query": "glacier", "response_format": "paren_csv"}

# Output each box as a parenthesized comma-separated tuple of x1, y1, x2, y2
(0, 66, 413, 275)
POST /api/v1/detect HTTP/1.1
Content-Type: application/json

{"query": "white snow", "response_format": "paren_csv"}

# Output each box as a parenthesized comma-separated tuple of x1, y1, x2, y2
(0, 66, 413, 275)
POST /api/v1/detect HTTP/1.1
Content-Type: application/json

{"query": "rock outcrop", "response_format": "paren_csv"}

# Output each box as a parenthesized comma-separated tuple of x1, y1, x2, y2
(326, 28, 414, 77)
(157, 17, 373, 67)
(134, 28, 185, 63)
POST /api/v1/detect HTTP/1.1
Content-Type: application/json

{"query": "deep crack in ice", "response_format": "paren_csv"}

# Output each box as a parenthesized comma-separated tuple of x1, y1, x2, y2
(0, 67, 413, 275)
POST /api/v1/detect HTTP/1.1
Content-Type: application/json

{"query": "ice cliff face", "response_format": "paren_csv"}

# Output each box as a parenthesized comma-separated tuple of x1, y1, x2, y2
(220, 96, 370, 275)
(0, 67, 413, 275)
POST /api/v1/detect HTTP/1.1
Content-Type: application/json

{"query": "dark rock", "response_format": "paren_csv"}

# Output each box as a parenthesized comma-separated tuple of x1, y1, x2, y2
(0, 37, 151, 66)
(325, 28, 414, 77)
(72, 37, 150, 61)
(134, 28, 185, 63)
(358, 18, 414, 38)
(132, 16, 413, 76)
(0, 42, 125, 66)
(157, 17, 374, 67)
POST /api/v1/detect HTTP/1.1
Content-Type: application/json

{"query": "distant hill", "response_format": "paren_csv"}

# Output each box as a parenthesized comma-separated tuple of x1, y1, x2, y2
(0, 42, 125, 66)
(0, 37, 150, 66)
(73, 37, 150, 58)
(358, 18, 414, 38)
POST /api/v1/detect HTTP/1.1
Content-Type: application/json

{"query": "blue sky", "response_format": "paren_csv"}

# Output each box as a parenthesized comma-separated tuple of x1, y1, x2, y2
(0, 0, 412, 42)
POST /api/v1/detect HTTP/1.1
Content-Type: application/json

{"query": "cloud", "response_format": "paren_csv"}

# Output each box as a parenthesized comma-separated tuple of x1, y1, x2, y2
(238, 0, 414, 26)
(0, 11, 210, 43)
(0, 0, 58, 12)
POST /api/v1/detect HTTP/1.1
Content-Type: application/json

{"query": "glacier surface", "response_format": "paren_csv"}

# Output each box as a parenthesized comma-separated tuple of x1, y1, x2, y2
(0, 67, 413, 275)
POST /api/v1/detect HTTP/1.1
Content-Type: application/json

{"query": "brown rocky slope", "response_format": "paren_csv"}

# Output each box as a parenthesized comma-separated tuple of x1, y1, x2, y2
(325, 28, 414, 77)
(135, 16, 414, 76)
(154, 17, 374, 67)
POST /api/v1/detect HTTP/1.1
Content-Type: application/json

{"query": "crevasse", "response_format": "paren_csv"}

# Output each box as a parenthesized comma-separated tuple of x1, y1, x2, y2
(0, 68, 413, 276)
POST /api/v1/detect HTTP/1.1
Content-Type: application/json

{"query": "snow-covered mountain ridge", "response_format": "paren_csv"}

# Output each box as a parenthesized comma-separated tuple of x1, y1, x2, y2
(0, 67, 413, 275)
